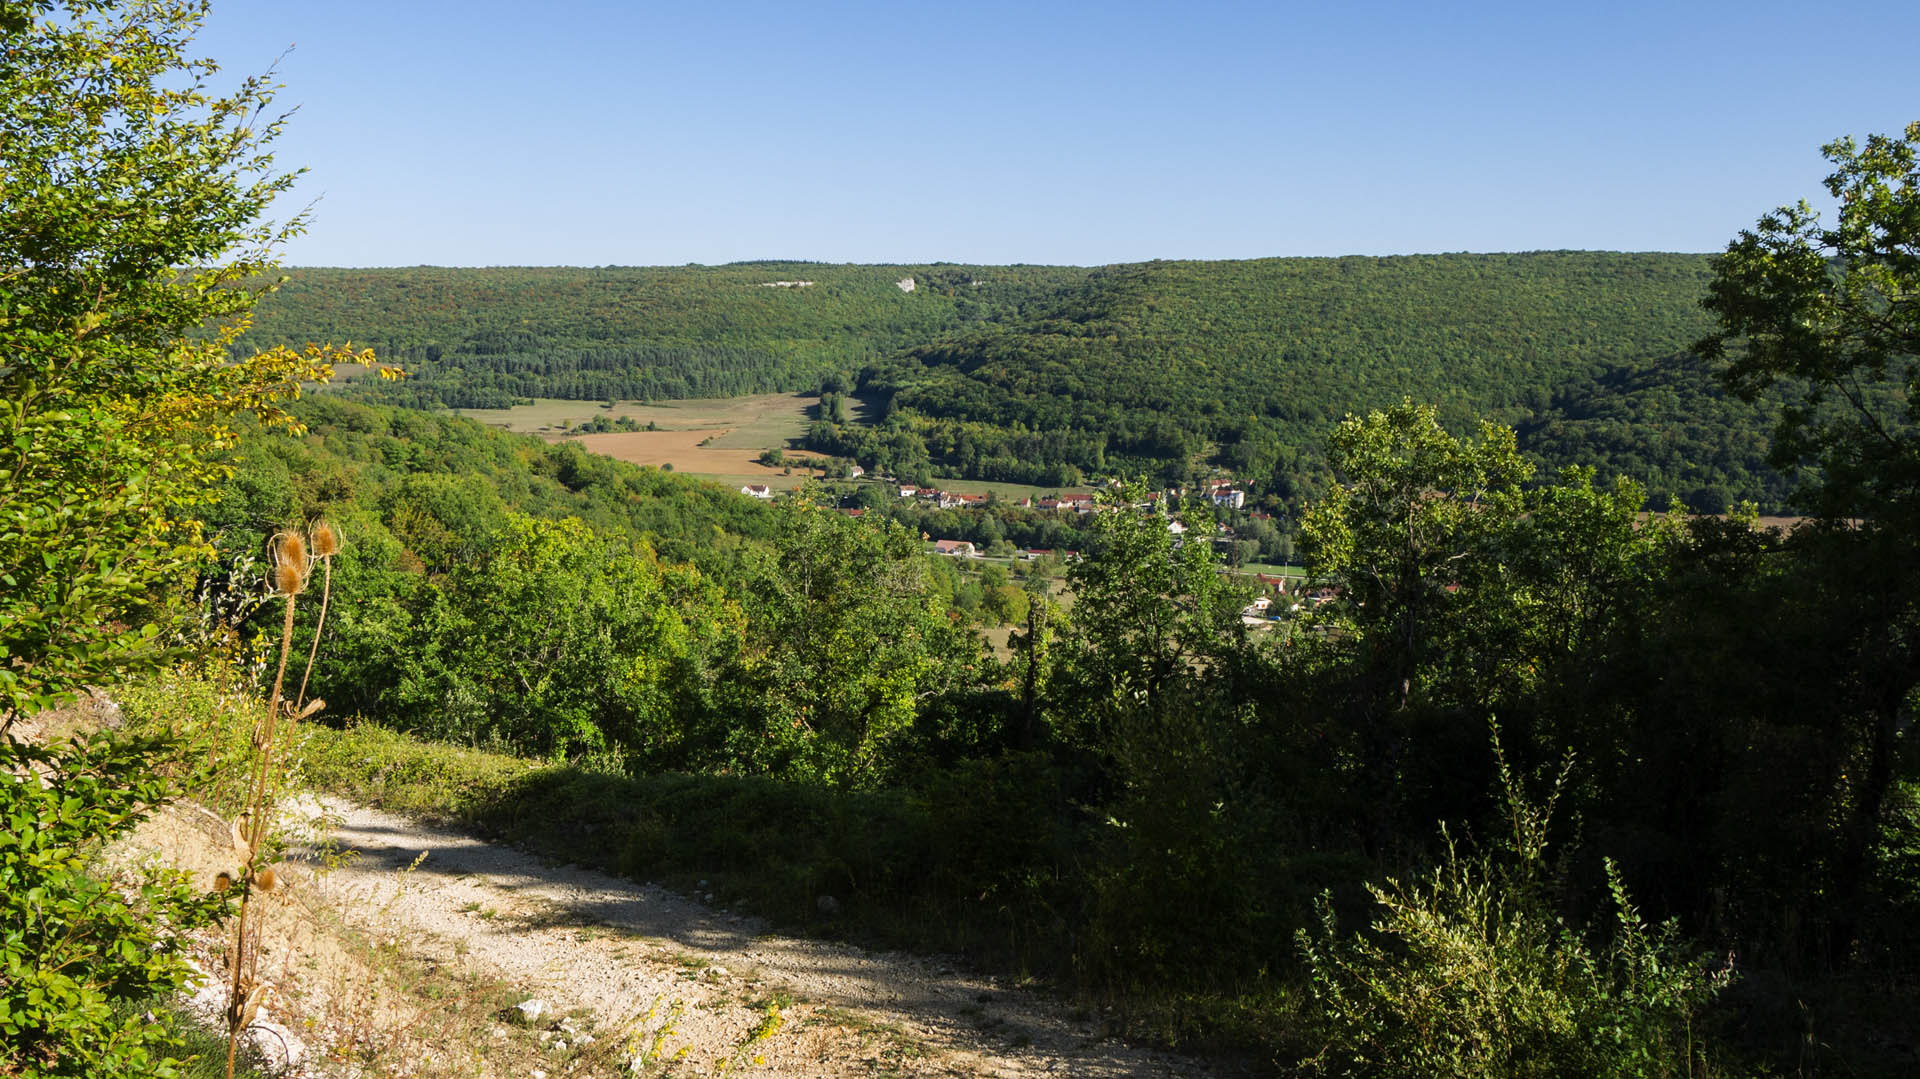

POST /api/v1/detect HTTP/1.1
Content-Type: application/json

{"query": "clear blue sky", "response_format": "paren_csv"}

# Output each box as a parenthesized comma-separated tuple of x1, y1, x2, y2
(196, 0, 1920, 267)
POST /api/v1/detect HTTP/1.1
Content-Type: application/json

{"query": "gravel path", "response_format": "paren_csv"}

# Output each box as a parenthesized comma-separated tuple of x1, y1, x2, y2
(312, 798, 1222, 1077)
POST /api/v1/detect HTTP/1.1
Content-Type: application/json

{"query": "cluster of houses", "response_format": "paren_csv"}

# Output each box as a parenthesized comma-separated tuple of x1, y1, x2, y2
(898, 485, 993, 509)
(744, 475, 1249, 524)
(1014, 493, 1097, 512)
(1237, 575, 1342, 623)
(894, 485, 1105, 513)
(745, 476, 1284, 583)
(929, 539, 1081, 561)
(894, 483, 1248, 514)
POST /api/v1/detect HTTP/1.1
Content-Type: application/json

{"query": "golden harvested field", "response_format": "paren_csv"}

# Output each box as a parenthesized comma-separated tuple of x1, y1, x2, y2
(455, 391, 1096, 497)
(454, 392, 845, 486)
(570, 429, 831, 489)
(456, 392, 815, 444)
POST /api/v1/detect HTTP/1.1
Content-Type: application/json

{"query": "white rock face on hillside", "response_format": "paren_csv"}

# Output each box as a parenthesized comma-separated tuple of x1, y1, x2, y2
(896, 276, 915, 292)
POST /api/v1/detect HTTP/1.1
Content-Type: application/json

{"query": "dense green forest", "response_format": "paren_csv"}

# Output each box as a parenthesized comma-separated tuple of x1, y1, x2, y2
(249, 254, 1801, 509)
(235, 263, 1090, 404)
(841, 253, 1731, 496)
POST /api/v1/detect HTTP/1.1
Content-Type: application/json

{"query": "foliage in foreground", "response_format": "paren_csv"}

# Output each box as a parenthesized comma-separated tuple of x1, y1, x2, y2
(1297, 743, 1732, 1078)
(0, 733, 232, 1077)
(0, 1, 373, 1074)
(0, 0, 357, 725)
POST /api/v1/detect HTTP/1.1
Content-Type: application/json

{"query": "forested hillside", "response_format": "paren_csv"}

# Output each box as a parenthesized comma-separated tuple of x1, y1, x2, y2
(840, 253, 1734, 499)
(210, 395, 780, 576)
(1519, 351, 1799, 511)
(248, 254, 1791, 509)
(236, 263, 1089, 404)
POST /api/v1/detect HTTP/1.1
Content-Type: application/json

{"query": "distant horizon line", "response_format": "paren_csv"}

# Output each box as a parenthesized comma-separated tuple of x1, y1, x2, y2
(271, 248, 1722, 271)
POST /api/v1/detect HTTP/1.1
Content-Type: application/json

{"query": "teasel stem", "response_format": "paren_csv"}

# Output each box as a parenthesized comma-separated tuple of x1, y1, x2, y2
(294, 555, 333, 714)
(229, 584, 299, 1078)
(253, 586, 298, 827)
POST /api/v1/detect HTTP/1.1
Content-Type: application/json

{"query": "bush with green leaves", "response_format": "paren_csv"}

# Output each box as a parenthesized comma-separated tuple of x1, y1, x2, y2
(0, 733, 233, 1077)
(0, 0, 346, 725)
(0, 1, 359, 1073)
(1296, 740, 1733, 1078)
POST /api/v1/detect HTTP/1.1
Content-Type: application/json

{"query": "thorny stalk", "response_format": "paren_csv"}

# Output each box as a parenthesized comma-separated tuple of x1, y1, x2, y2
(294, 529, 336, 713)
(225, 583, 294, 1079)
(225, 524, 338, 1079)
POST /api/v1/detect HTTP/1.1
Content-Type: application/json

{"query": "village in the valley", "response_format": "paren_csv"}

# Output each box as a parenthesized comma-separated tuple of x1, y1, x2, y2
(742, 475, 1332, 626)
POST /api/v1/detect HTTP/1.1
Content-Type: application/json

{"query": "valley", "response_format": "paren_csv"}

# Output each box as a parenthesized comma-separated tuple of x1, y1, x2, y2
(254, 252, 1796, 512)
(8, 7, 1918, 1073)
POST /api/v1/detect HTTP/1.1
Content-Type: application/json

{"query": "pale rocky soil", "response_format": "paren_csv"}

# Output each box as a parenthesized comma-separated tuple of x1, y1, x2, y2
(40, 690, 1232, 1077)
(111, 787, 1229, 1078)
(302, 798, 1220, 1077)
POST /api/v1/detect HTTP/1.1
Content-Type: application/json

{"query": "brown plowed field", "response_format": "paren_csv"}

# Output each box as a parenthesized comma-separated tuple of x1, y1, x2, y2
(568, 428, 830, 489)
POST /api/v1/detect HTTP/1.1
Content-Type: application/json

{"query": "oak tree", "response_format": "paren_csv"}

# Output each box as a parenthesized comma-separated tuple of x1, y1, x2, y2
(1696, 123, 1920, 958)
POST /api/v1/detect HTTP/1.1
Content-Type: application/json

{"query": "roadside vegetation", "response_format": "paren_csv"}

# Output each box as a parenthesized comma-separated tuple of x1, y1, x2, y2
(173, 393, 1920, 1075)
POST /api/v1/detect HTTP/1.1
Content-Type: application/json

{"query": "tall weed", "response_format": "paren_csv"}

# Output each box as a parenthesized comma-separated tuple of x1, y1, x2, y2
(1296, 729, 1734, 1078)
(217, 523, 342, 1078)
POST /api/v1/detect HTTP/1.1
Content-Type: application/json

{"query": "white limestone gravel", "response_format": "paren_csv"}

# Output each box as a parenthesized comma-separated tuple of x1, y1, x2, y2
(308, 797, 1224, 1077)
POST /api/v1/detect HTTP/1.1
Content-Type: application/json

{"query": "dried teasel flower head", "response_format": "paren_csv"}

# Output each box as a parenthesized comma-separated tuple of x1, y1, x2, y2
(214, 871, 233, 892)
(269, 531, 309, 595)
(310, 519, 341, 558)
(228, 984, 267, 1030)
(274, 530, 307, 568)
(255, 866, 279, 893)
(273, 561, 306, 596)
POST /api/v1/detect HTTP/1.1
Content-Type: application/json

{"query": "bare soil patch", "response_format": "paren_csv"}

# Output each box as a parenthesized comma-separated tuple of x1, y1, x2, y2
(570, 428, 831, 486)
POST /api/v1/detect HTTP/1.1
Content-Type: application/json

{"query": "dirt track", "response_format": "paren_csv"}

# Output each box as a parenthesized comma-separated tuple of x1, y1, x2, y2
(114, 782, 1225, 1077)
(302, 797, 1217, 1077)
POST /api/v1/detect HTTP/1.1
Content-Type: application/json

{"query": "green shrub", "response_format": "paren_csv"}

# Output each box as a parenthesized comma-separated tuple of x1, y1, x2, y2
(1298, 845, 1732, 1077)
(297, 721, 539, 820)
(0, 734, 233, 1077)
(112, 998, 271, 1079)
(1296, 743, 1733, 1078)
